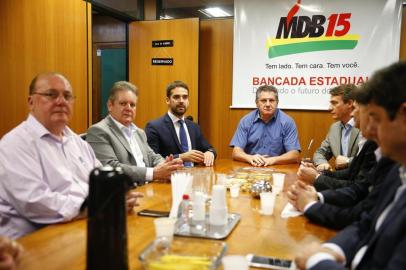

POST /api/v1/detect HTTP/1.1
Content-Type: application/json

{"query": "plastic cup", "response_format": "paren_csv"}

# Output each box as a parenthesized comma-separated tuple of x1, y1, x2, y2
(216, 173, 226, 186)
(273, 173, 286, 194)
(153, 217, 177, 241)
(230, 185, 240, 198)
(211, 185, 227, 208)
(222, 255, 249, 270)
(192, 191, 206, 221)
(260, 192, 276, 216)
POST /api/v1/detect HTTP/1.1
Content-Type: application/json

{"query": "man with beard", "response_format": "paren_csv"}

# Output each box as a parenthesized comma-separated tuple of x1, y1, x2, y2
(230, 85, 301, 166)
(145, 81, 216, 167)
(87, 81, 183, 183)
(0, 73, 142, 239)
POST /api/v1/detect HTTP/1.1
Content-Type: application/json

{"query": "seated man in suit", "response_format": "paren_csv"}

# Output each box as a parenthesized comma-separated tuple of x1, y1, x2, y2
(295, 61, 406, 270)
(313, 84, 360, 171)
(287, 90, 395, 229)
(0, 73, 142, 239)
(145, 81, 216, 167)
(87, 81, 183, 184)
(230, 85, 301, 166)
(295, 101, 377, 191)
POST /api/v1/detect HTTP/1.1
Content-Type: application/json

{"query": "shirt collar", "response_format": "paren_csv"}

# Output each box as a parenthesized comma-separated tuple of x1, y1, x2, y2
(254, 108, 279, 123)
(374, 147, 382, 162)
(342, 117, 355, 129)
(399, 166, 406, 185)
(357, 133, 366, 149)
(27, 114, 73, 141)
(167, 110, 185, 124)
(109, 115, 137, 135)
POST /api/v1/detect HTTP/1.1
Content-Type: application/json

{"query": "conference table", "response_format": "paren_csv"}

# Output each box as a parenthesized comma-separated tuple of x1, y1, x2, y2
(16, 159, 336, 269)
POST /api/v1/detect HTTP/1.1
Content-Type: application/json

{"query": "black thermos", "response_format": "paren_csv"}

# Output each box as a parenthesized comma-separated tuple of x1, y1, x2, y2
(87, 166, 132, 270)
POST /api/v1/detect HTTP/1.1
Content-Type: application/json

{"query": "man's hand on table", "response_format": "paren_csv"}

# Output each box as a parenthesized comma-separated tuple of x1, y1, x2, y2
(0, 236, 23, 270)
(153, 158, 184, 181)
(287, 181, 318, 212)
(126, 191, 144, 213)
(247, 154, 269, 166)
(297, 164, 320, 185)
(295, 242, 345, 270)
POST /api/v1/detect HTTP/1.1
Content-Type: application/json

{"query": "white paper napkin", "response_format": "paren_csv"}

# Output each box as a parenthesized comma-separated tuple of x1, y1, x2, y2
(280, 202, 303, 218)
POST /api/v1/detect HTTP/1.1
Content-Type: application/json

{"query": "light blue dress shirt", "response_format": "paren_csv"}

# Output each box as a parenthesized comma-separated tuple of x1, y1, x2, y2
(230, 109, 301, 156)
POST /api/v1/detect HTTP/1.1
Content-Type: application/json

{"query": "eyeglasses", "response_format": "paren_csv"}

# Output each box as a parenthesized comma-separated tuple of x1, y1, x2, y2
(32, 89, 75, 102)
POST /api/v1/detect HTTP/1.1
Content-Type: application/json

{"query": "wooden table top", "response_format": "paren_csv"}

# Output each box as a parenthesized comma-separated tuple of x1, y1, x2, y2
(16, 159, 336, 269)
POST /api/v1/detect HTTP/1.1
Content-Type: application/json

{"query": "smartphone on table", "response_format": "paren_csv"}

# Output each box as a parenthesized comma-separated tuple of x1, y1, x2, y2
(246, 254, 295, 269)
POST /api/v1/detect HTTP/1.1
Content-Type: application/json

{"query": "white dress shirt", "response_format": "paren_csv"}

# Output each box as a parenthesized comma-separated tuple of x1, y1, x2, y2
(110, 117, 153, 181)
(0, 114, 101, 239)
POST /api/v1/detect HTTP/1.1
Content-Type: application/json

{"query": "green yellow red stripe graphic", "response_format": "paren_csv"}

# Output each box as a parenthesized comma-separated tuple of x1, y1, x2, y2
(267, 34, 359, 58)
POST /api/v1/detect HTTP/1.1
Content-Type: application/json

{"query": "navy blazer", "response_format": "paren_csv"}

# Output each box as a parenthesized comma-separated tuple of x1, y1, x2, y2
(314, 140, 378, 191)
(305, 158, 396, 230)
(145, 113, 217, 159)
(311, 164, 406, 270)
(321, 157, 395, 207)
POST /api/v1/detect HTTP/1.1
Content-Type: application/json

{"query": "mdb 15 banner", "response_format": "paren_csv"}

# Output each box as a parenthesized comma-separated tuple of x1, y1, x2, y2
(232, 0, 402, 110)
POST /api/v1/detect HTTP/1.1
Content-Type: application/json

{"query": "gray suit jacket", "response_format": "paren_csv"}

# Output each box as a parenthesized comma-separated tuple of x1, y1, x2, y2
(313, 121, 360, 166)
(86, 115, 164, 183)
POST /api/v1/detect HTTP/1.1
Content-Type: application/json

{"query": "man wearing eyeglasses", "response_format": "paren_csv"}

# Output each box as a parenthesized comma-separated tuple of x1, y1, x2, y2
(230, 85, 301, 166)
(0, 73, 142, 240)
(86, 81, 183, 184)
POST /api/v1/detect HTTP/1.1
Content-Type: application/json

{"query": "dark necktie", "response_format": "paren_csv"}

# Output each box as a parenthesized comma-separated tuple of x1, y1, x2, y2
(179, 120, 192, 167)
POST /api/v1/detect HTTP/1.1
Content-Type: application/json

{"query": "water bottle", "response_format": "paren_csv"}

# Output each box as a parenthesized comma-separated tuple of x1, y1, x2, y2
(177, 194, 191, 233)
(87, 166, 132, 270)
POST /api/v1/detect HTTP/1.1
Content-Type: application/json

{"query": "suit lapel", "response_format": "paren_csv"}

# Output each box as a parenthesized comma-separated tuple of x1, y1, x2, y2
(185, 120, 196, 149)
(164, 114, 183, 152)
(347, 128, 360, 156)
(348, 140, 372, 171)
(332, 122, 342, 155)
(133, 129, 150, 166)
(362, 168, 402, 247)
(106, 116, 133, 156)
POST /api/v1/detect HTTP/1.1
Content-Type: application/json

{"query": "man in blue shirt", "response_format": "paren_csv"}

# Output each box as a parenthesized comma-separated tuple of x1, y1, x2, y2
(230, 85, 301, 166)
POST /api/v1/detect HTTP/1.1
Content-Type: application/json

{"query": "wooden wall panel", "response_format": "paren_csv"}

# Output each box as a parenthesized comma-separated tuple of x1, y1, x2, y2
(92, 15, 126, 43)
(129, 18, 199, 128)
(0, 0, 91, 137)
(144, 0, 158, 21)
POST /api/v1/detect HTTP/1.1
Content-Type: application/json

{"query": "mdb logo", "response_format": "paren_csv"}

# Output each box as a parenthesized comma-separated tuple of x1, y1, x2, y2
(267, 0, 359, 58)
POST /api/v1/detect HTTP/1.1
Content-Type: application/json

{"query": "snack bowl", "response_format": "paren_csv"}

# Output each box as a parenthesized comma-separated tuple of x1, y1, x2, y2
(250, 180, 273, 199)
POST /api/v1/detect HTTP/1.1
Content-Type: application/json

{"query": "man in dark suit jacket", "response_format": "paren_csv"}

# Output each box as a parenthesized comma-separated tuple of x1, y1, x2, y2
(145, 81, 216, 166)
(295, 61, 406, 269)
(297, 102, 376, 191)
(290, 157, 395, 230)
